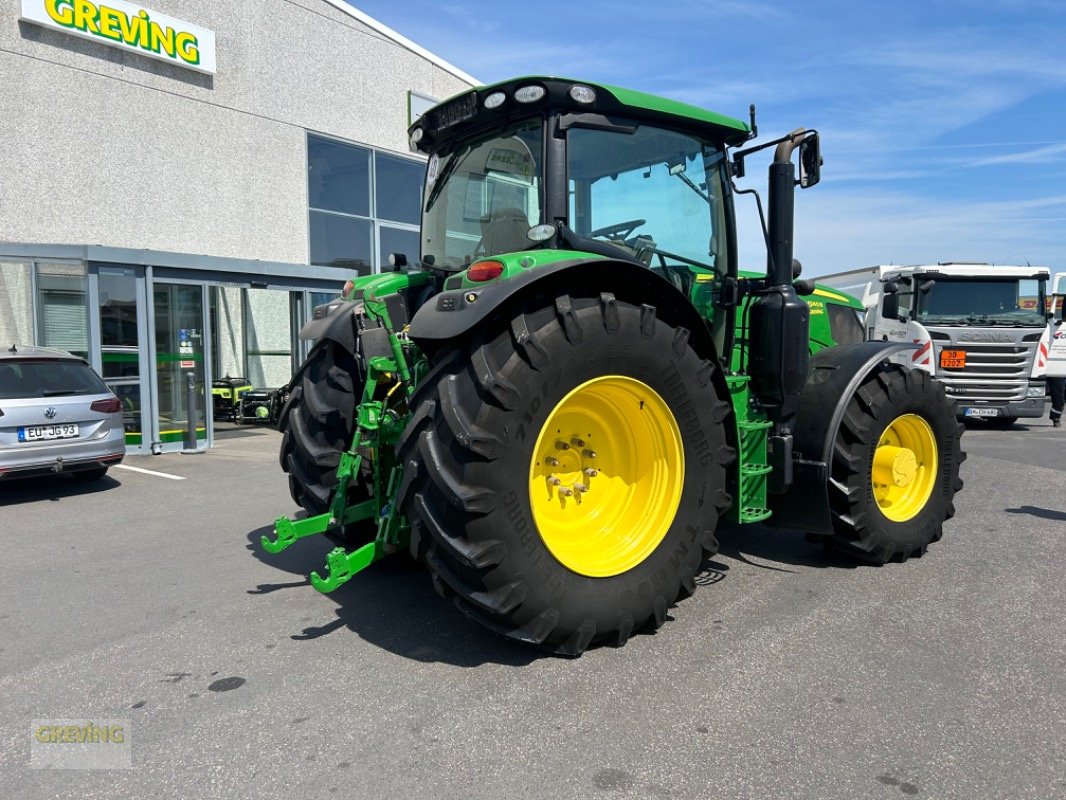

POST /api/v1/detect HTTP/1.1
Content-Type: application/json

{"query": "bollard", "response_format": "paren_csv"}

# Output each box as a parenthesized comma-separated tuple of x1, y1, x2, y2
(183, 371, 198, 452)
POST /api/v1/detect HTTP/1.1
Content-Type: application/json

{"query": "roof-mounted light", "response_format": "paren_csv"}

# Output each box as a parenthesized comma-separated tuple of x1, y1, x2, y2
(515, 85, 546, 104)
(408, 126, 424, 151)
(569, 85, 597, 104)
(484, 91, 506, 110)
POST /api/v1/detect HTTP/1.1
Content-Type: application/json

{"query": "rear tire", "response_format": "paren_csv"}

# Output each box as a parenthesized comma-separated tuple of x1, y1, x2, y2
(826, 365, 964, 563)
(396, 292, 734, 655)
(278, 339, 373, 544)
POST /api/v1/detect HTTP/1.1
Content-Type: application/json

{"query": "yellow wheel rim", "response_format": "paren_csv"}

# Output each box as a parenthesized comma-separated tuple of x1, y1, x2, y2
(528, 376, 684, 578)
(872, 413, 938, 522)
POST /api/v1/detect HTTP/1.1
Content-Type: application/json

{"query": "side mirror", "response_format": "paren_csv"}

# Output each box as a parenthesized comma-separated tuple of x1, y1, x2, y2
(798, 134, 821, 188)
(882, 278, 900, 320)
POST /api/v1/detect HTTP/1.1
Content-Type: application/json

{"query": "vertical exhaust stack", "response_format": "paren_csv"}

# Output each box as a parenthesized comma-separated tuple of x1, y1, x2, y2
(748, 131, 814, 429)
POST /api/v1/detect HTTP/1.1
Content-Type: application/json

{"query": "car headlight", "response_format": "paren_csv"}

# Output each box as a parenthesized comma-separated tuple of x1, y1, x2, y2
(1027, 385, 1045, 398)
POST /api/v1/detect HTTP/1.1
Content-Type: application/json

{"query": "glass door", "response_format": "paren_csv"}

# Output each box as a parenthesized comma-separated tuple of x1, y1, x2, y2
(97, 266, 150, 451)
(153, 282, 208, 450)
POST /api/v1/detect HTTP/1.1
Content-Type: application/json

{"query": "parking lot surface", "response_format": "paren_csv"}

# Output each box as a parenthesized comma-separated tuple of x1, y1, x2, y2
(1, 419, 1064, 800)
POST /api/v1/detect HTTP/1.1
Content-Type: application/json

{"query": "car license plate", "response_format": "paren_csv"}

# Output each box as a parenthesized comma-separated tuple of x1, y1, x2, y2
(963, 407, 999, 418)
(17, 423, 80, 442)
(940, 349, 966, 369)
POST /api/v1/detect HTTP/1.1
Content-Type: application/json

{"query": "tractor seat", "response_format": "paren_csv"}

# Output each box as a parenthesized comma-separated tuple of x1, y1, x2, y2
(479, 207, 531, 256)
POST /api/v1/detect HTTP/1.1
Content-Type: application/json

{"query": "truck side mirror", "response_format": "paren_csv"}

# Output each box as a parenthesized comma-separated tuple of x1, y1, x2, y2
(798, 134, 821, 188)
(882, 279, 900, 320)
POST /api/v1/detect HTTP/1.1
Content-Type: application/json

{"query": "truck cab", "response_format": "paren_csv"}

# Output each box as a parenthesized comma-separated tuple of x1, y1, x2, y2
(821, 263, 1052, 422)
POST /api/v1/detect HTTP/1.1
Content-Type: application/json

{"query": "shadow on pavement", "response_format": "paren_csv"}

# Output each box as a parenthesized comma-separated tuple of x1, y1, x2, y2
(1005, 505, 1066, 522)
(0, 473, 122, 506)
(244, 523, 542, 667)
(716, 522, 859, 571)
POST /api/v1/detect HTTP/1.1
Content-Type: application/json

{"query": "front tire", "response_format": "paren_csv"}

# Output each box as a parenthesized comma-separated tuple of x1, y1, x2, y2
(826, 366, 964, 563)
(396, 292, 735, 655)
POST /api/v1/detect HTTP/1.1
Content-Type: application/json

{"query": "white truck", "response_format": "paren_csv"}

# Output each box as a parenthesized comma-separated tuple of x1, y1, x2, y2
(817, 263, 1054, 423)
(1051, 273, 1066, 379)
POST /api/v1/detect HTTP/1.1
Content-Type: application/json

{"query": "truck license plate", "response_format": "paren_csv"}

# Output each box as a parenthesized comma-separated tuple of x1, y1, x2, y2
(940, 349, 966, 369)
(963, 407, 999, 418)
(18, 423, 80, 442)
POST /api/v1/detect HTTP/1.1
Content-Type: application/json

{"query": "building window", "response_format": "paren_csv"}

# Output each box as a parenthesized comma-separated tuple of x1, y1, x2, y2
(307, 133, 424, 275)
(375, 152, 423, 225)
(0, 259, 34, 348)
(36, 262, 88, 358)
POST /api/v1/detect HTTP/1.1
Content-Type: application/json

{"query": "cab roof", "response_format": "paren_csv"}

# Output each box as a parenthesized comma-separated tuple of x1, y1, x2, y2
(412, 76, 752, 153)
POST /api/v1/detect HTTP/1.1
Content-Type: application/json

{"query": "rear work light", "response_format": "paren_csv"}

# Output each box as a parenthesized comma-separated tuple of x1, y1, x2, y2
(90, 397, 122, 414)
(466, 260, 504, 282)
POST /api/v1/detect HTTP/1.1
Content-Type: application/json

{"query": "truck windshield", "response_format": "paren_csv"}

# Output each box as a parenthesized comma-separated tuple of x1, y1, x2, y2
(568, 123, 729, 272)
(421, 119, 543, 270)
(914, 277, 1047, 327)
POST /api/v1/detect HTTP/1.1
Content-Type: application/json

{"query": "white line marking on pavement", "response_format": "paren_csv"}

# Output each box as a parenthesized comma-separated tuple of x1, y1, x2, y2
(113, 464, 186, 481)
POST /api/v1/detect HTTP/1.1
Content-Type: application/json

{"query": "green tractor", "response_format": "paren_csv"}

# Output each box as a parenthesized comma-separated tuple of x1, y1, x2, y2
(264, 77, 964, 655)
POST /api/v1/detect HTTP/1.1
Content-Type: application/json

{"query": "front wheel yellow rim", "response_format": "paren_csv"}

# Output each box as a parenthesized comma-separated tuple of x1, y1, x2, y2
(872, 413, 938, 522)
(528, 376, 684, 578)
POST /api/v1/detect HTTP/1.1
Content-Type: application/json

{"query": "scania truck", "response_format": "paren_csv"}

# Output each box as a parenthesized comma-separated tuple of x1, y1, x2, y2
(818, 263, 1052, 424)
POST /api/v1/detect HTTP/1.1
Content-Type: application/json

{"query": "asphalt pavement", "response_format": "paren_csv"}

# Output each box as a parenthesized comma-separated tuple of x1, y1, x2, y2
(1, 416, 1064, 800)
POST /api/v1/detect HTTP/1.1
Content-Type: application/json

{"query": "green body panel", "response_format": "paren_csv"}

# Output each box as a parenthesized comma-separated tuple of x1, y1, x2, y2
(599, 82, 749, 135)
(447, 249, 607, 291)
(348, 270, 432, 304)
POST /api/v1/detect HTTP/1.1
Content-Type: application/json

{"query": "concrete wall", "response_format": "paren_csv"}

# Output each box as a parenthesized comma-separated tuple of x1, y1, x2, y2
(0, 0, 475, 263)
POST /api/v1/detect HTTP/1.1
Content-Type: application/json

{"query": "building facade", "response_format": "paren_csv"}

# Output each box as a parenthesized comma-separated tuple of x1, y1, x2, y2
(0, 0, 476, 451)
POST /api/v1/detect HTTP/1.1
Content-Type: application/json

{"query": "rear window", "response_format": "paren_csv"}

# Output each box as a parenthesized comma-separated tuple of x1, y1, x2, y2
(0, 359, 109, 399)
(828, 303, 865, 345)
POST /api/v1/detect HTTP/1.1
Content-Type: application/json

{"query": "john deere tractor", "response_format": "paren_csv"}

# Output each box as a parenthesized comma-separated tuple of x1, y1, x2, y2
(264, 77, 964, 655)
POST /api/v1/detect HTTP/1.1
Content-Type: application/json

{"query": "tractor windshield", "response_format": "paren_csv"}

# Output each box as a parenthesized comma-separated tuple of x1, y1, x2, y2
(422, 119, 544, 270)
(567, 123, 729, 273)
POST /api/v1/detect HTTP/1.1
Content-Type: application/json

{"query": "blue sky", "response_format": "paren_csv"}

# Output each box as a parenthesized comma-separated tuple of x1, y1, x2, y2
(352, 0, 1066, 277)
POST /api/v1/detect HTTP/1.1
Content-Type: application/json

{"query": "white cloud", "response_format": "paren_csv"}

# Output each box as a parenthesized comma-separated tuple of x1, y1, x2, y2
(970, 142, 1066, 166)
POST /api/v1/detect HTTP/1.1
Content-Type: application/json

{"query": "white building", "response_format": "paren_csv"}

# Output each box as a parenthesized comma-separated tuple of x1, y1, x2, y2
(0, 0, 476, 451)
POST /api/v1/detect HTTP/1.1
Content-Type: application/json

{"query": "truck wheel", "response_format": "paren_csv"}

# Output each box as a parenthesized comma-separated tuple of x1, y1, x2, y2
(278, 339, 373, 543)
(826, 366, 964, 563)
(396, 293, 734, 655)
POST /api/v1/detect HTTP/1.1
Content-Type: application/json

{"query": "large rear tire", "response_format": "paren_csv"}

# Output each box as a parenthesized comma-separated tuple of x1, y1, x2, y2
(278, 339, 373, 543)
(396, 292, 735, 655)
(826, 365, 964, 563)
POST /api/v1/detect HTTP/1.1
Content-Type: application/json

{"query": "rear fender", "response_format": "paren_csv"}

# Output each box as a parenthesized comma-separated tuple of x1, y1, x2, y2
(766, 341, 917, 533)
(408, 257, 739, 467)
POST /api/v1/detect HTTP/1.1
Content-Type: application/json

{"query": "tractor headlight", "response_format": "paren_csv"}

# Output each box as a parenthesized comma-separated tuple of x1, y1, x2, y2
(515, 85, 546, 104)
(569, 85, 597, 104)
(484, 91, 506, 109)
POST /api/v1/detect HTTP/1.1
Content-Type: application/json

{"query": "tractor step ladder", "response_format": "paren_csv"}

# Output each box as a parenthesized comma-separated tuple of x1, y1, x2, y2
(726, 375, 772, 523)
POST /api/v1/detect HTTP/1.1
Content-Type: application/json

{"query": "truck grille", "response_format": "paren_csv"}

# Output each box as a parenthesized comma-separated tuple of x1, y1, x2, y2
(933, 342, 1034, 402)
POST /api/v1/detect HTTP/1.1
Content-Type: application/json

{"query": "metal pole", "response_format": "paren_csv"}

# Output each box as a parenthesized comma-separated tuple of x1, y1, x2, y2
(184, 371, 198, 452)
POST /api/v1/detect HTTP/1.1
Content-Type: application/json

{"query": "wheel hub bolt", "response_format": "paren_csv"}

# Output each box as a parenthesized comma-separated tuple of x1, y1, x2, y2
(571, 437, 586, 448)
(546, 456, 560, 466)
(556, 441, 570, 450)
(547, 475, 561, 486)
(573, 483, 589, 493)
(583, 467, 598, 477)
(558, 487, 574, 497)
(582, 449, 597, 459)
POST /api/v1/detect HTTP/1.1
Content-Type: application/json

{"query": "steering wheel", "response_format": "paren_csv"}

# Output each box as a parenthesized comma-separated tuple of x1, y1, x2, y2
(589, 218, 646, 240)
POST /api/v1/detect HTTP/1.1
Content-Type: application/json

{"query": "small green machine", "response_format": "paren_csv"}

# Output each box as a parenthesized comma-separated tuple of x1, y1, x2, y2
(263, 77, 964, 654)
